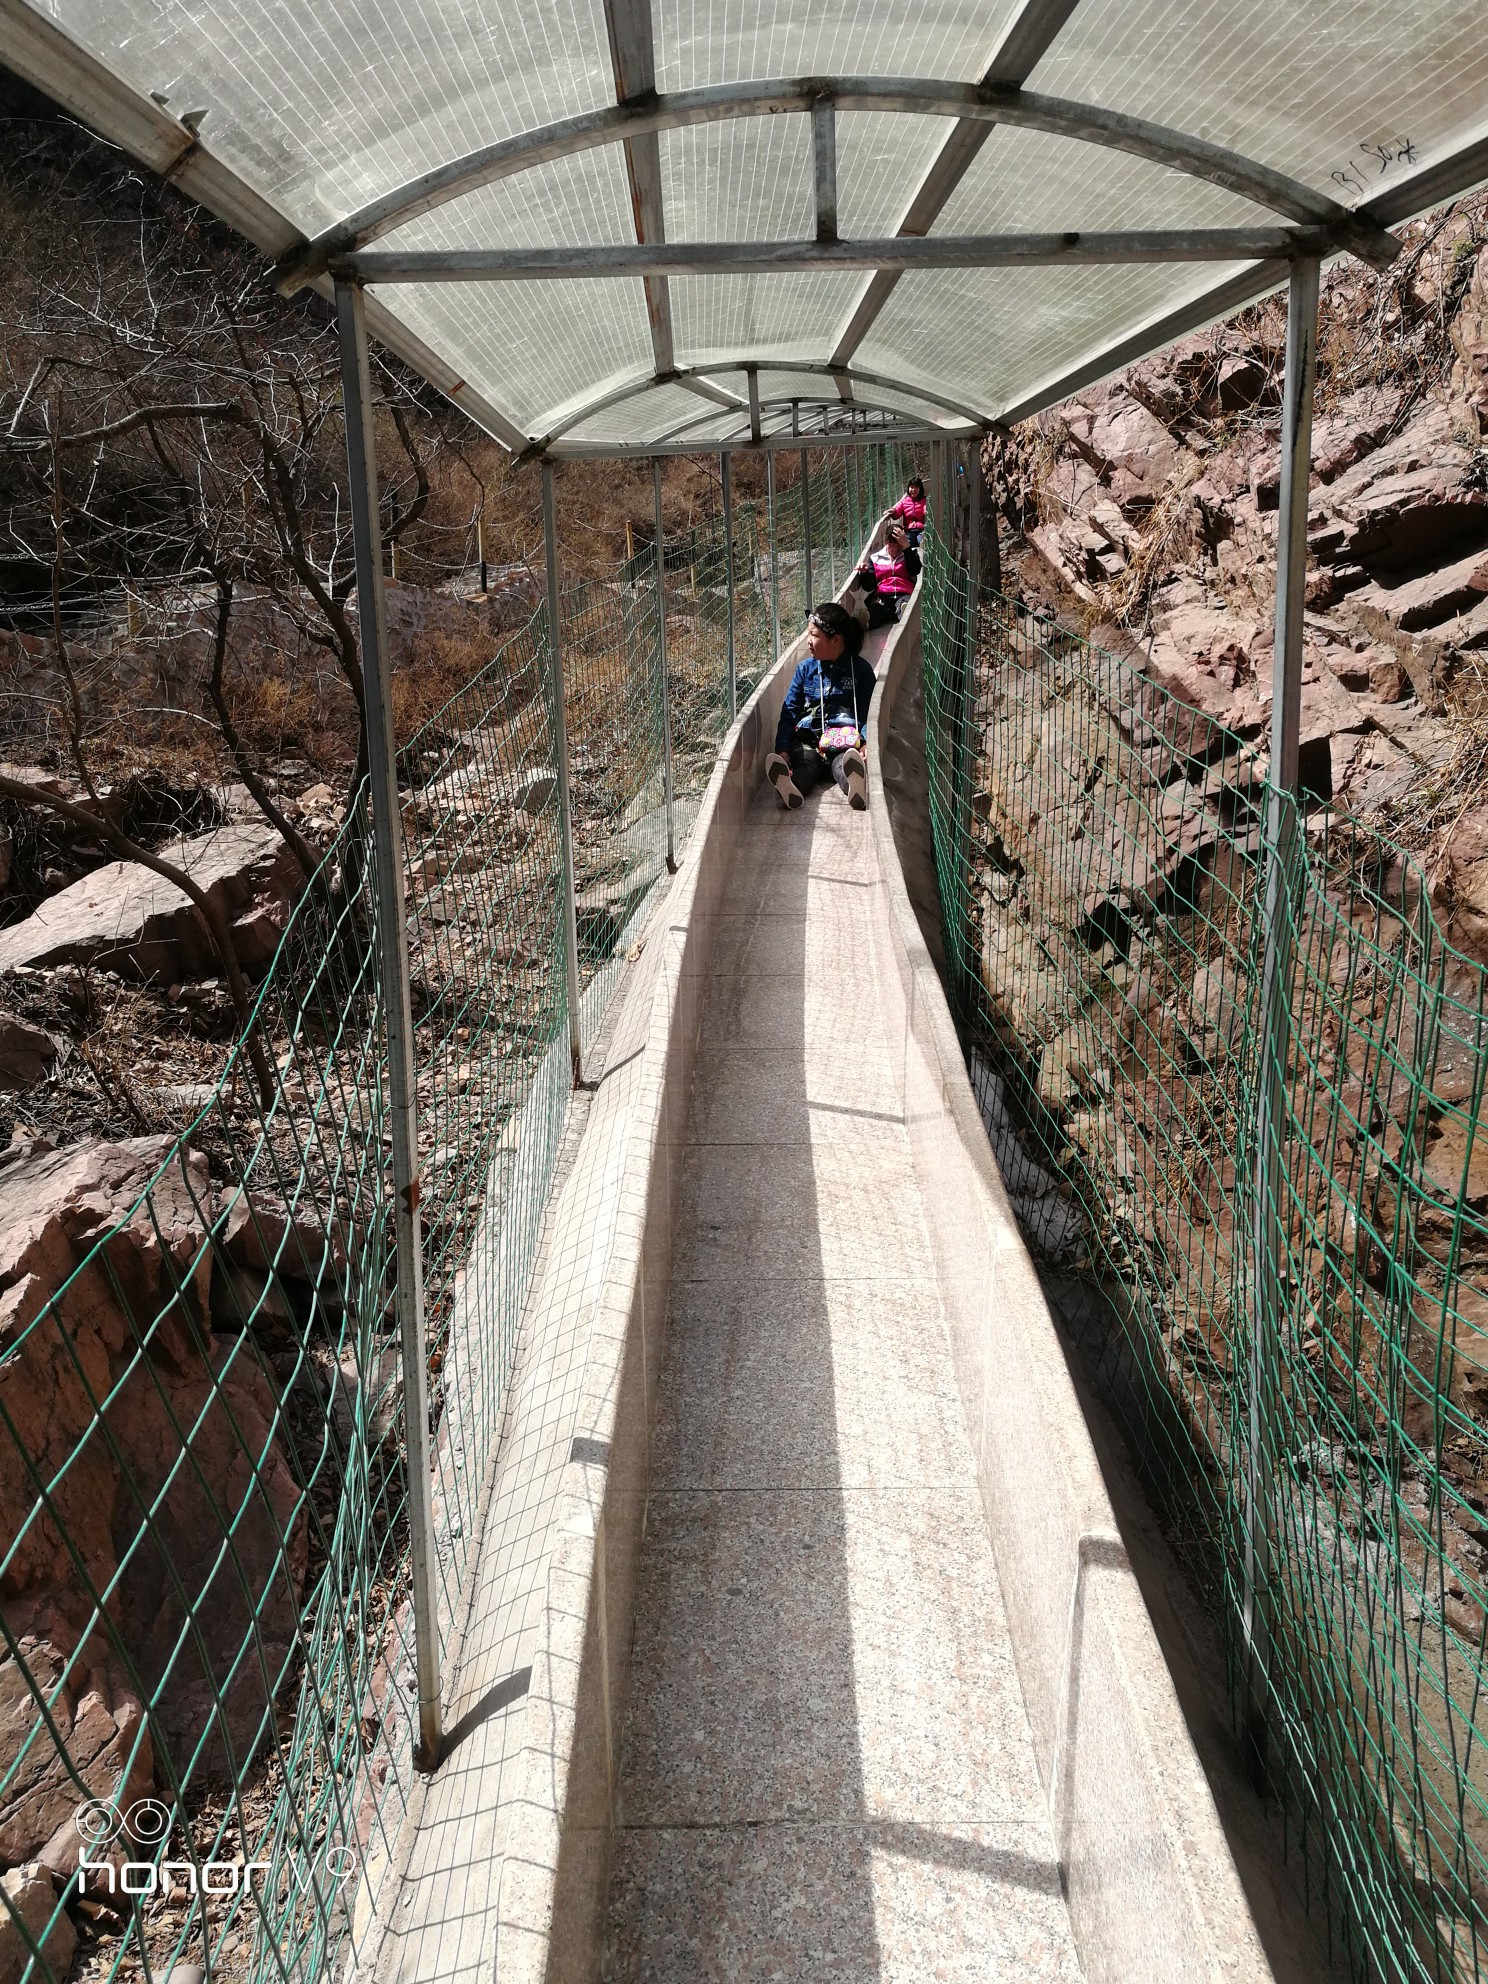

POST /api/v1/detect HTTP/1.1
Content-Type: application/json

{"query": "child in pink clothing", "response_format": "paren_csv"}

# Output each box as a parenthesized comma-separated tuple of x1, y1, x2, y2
(889, 477, 927, 543)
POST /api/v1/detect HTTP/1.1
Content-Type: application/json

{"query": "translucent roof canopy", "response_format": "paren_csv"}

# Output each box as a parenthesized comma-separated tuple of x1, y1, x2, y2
(7, 0, 1488, 456)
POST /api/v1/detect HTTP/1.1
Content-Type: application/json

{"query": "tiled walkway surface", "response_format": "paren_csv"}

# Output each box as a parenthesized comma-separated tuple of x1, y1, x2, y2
(601, 753, 1084, 1980)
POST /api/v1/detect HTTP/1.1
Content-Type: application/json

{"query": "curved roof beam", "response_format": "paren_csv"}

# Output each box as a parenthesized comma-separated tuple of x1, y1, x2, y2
(276, 77, 1398, 290)
(706, 360, 994, 428)
(649, 387, 961, 447)
(533, 359, 986, 448)
(546, 415, 961, 459)
(346, 226, 1339, 281)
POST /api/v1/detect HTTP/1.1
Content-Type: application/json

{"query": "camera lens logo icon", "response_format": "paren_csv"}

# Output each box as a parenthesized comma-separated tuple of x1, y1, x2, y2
(74, 1798, 174, 1848)
(125, 1800, 173, 1847)
(73, 1801, 124, 1847)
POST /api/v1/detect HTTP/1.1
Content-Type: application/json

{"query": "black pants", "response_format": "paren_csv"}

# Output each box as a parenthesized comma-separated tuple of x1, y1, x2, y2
(790, 737, 856, 796)
(863, 592, 901, 629)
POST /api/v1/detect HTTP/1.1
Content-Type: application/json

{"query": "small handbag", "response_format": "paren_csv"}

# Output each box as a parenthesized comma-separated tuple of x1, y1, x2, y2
(818, 724, 862, 753)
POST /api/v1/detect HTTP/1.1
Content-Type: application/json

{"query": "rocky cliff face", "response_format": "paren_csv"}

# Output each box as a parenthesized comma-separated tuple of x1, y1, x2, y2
(0, 1138, 313, 1883)
(988, 200, 1488, 958)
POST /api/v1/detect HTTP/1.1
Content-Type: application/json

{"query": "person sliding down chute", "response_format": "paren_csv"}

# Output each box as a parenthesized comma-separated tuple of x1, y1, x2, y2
(764, 602, 877, 813)
(888, 476, 927, 544)
(853, 520, 921, 628)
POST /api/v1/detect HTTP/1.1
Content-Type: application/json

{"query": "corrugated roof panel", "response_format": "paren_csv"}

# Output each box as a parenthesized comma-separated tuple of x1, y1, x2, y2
(1028, 0, 1488, 197)
(859, 259, 1255, 418)
(651, 0, 1013, 92)
(669, 271, 865, 371)
(43, 0, 616, 229)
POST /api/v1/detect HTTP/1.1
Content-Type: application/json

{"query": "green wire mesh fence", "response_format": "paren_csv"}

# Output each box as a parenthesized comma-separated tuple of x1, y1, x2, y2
(766, 444, 916, 641)
(0, 444, 905, 1984)
(920, 520, 1488, 1984)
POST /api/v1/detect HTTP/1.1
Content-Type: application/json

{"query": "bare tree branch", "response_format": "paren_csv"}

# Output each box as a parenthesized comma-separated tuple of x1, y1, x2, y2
(201, 572, 322, 882)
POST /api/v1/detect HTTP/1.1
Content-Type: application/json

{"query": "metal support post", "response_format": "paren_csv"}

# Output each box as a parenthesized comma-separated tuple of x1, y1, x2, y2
(721, 450, 737, 719)
(542, 463, 585, 1085)
(801, 446, 813, 608)
(1244, 254, 1319, 1785)
(982, 436, 1003, 593)
(956, 436, 981, 860)
(829, 450, 841, 595)
(767, 451, 782, 660)
(965, 439, 981, 613)
(653, 458, 677, 872)
(333, 280, 442, 1770)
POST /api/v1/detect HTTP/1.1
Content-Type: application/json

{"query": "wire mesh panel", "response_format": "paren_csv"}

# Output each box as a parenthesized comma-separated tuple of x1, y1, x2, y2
(0, 453, 912, 1984)
(0, 609, 583, 1984)
(764, 443, 920, 644)
(919, 521, 1488, 1984)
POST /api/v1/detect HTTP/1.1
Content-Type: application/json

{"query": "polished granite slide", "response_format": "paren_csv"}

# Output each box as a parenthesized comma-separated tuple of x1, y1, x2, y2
(599, 746, 1084, 1981)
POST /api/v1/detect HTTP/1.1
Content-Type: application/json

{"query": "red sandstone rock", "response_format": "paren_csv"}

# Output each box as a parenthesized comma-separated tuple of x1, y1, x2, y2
(0, 1015, 55, 1094)
(1310, 384, 1404, 483)
(1431, 812, 1488, 957)
(1084, 393, 1179, 509)
(1325, 405, 1488, 571)
(0, 1137, 306, 1865)
(1217, 354, 1269, 410)
(0, 1861, 76, 1984)
(1450, 244, 1488, 422)
(0, 823, 302, 984)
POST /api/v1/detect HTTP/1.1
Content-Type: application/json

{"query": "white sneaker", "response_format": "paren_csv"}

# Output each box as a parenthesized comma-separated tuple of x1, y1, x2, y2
(841, 747, 868, 811)
(766, 752, 804, 810)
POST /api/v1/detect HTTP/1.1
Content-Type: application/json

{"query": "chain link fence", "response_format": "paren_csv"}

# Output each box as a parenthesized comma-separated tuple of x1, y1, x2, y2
(0, 443, 907, 1984)
(920, 520, 1488, 1984)
(766, 445, 917, 643)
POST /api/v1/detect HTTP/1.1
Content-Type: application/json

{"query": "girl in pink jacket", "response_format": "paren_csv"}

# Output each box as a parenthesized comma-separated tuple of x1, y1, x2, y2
(889, 477, 927, 542)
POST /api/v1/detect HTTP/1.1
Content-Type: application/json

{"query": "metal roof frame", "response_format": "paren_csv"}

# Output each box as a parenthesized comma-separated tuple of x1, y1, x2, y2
(538, 359, 991, 448)
(276, 76, 1399, 290)
(5, 0, 1488, 459)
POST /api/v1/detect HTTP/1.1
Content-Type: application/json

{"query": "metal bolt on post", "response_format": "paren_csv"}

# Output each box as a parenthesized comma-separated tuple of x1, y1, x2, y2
(542, 462, 585, 1085)
(653, 458, 677, 873)
(1244, 254, 1319, 1788)
(333, 279, 442, 1770)
(722, 450, 737, 719)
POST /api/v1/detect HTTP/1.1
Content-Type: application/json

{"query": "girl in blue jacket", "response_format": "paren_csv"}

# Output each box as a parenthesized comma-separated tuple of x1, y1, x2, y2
(764, 602, 877, 812)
